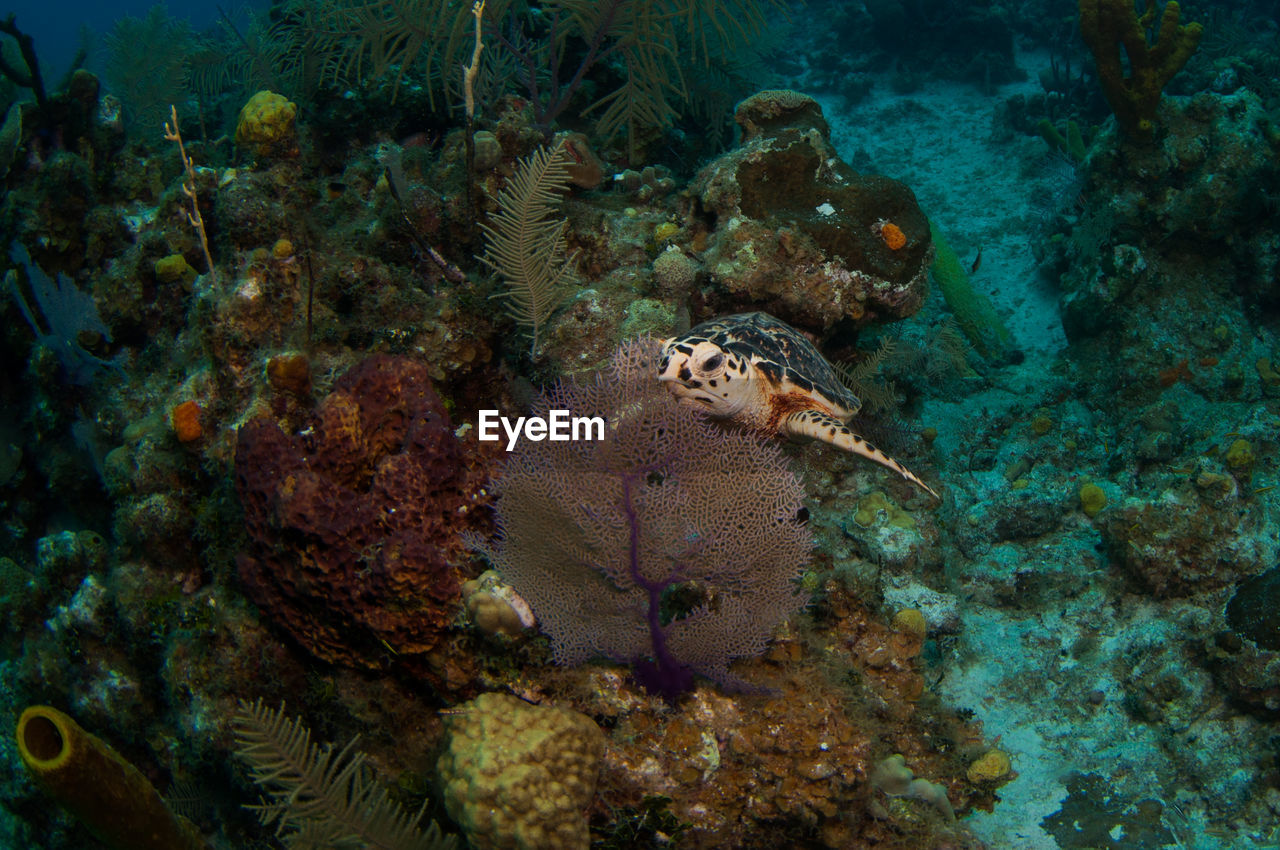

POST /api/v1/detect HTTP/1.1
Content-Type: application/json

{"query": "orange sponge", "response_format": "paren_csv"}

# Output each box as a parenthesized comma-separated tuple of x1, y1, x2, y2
(171, 400, 203, 443)
(880, 221, 907, 250)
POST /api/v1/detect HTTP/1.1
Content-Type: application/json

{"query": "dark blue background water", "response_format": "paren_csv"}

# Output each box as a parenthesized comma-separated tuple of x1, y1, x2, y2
(6, 1, 270, 87)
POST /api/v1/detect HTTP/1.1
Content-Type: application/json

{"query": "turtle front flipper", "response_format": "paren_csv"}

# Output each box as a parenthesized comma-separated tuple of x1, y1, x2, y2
(784, 411, 940, 501)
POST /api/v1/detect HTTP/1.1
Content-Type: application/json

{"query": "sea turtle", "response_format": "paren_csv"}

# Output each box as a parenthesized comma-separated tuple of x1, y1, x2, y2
(658, 312, 939, 501)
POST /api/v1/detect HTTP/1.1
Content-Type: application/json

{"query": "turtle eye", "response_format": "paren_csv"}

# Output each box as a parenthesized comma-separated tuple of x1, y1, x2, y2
(702, 353, 724, 372)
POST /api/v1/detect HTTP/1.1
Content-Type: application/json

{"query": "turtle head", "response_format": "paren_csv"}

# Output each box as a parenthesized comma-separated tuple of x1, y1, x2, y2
(657, 337, 751, 416)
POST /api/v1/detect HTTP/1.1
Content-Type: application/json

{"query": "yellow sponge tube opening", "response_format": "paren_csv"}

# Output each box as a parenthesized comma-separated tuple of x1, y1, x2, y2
(16, 706, 75, 771)
(16, 705, 206, 850)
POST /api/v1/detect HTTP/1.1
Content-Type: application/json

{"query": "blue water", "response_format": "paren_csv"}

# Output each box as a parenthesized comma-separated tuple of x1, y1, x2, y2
(3, 0, 1280, 848)
(5, 1, 269, 82)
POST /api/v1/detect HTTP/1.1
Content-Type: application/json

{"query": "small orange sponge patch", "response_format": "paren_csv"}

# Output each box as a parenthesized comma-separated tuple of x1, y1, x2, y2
(171, 401, 203, 443)
(876, 220, 907, 250)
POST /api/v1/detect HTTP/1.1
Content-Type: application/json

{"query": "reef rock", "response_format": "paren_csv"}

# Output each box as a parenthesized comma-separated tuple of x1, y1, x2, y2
(1099, 484, 1277, 598)
(1047, 90, 1280, 339)
(687, 89, 933, 334)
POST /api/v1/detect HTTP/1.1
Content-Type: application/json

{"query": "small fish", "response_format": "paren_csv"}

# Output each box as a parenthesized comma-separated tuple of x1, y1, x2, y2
(970, 246, 984, 275)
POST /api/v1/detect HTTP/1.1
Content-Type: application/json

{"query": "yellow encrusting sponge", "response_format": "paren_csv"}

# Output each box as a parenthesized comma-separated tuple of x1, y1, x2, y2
(16, 705, 207, 850)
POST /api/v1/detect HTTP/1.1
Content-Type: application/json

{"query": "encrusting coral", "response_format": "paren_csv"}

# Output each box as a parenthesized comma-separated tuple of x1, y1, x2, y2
(1078, 0, 1202, 142)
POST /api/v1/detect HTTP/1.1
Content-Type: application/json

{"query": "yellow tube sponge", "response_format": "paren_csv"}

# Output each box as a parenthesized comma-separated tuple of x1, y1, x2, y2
(1079, 0, 1202, 143)
(15, 705, 206, 850)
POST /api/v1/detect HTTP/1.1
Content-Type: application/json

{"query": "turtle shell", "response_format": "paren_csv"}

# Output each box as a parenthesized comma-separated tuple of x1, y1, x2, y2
(680, 312, 861, 417)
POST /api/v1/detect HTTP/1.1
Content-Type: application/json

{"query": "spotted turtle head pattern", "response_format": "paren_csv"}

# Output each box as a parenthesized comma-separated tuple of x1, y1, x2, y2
(657, 312, 860, 419)
(658, 312, 939, 501)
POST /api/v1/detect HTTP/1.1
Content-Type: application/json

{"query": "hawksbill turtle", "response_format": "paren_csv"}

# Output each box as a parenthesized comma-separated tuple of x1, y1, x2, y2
(658, 312, 940, 501)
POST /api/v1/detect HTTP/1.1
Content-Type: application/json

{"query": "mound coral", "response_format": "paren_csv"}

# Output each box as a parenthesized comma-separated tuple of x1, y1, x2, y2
(234, 90, 298, 158)
(437, 693, 605, 850)
(1078, 482, 1107, 518)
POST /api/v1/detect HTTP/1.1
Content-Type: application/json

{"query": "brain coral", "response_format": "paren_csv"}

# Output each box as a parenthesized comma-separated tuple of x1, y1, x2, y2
(437, 693, 605, 850)
(234, 90, 298, 158)
(234, 355, 492, 693)
(651, 247, 699, 296)
(733, 89, 829, 141)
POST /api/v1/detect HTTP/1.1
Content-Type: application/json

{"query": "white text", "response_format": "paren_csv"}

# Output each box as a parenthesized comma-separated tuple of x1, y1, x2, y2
(477, 410, 605, 450)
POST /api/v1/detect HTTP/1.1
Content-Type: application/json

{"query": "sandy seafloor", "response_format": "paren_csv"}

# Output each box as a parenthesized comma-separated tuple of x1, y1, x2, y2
(809, 53, 1270, 849)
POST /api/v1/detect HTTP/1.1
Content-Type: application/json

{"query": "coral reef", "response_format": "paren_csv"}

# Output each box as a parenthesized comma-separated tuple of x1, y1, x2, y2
(1099, 484, 1276, 597)
(1044, 90, 1280, 343)
(19, 0, 1280, 844)
(580, 580, 995, 848)
(687, 90, 933, 334)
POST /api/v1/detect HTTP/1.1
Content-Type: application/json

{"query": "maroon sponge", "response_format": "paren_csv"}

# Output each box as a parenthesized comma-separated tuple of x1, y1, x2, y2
(234, 355, 491, 693)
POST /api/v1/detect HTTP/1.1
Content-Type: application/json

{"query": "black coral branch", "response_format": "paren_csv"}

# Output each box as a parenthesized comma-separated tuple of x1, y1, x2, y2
(232, 699, 455, 850)
(478, 140, 579, 355)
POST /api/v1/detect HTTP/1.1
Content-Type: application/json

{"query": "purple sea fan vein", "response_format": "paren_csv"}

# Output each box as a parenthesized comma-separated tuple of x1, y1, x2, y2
(472, 337, 812, 697)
